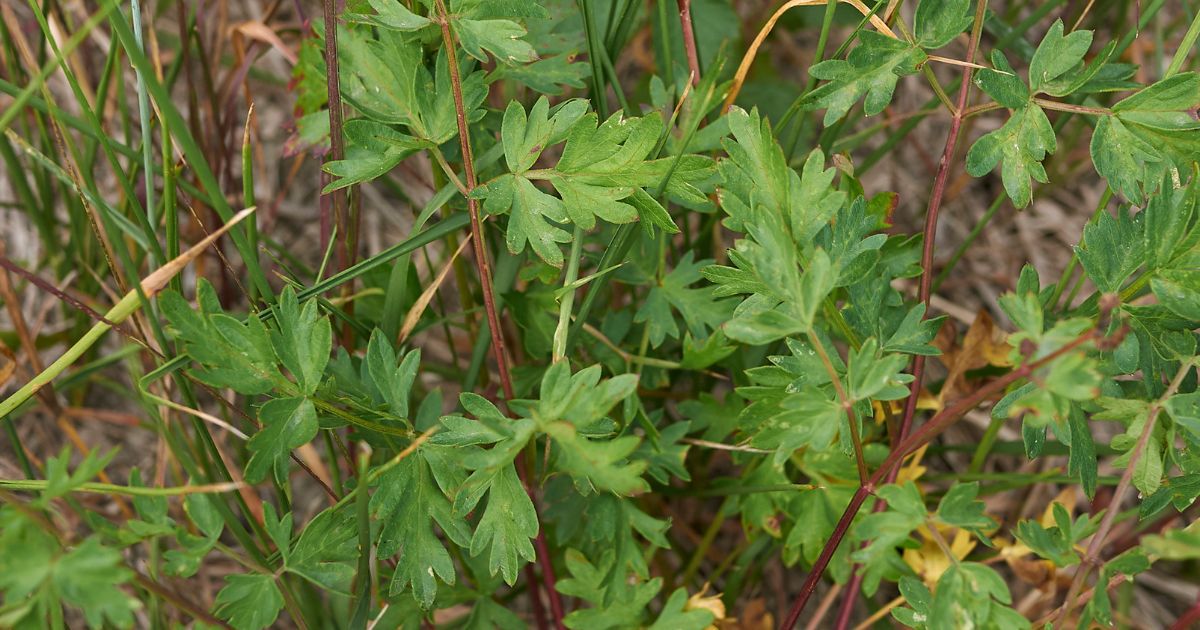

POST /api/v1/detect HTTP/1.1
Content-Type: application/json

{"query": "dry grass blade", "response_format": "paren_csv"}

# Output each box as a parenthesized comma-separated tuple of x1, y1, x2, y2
(723, 0, 895, 112)
(398, 236, 471, 344)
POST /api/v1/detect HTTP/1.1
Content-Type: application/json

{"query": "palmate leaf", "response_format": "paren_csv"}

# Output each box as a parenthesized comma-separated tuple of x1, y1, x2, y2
(635, 252, 734, 348)
(851, 482, 926, 594)
(160, 279, 284, 395)
(214, 574, 284, 630)
(966, 103, 1055, 208)
(805, 31, 927, 125)
(435, 398, 539, 585)
(1091, 73, 1200, 202)
(525, 362, 647, 495)
(1028, 20, 1093, 91)
(1076, 207, 1145, 293)
(245, 397, 318, 484)
(338, 31, 486, 144)
(914, 0, 972, 49)
(477, 98, 712, 265)
(270, 287, 331, 395)
(372, 452, 472, 609)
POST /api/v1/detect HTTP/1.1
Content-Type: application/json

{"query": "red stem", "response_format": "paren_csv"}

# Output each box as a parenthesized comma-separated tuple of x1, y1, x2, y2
(781, 331, 1097, 627)
(433, 4, 564, 627)
(677, 0, 701, 85)
(320, 0, 347, 274)
(831, 6, 987, 626)
(1170, 592, 1200, 630)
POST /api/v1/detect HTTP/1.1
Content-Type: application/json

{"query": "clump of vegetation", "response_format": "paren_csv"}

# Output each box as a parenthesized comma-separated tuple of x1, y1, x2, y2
(1, 0, 1199, 628)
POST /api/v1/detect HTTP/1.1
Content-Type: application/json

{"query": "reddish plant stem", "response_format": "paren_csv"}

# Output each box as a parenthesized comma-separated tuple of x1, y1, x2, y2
(320, 0, 348, 276)
(1053, 360, 1195, 628)
(677, 0, 701, 85)
(433, 4, 563, 628)
(831, 6, 988, 627)
(1170, 592, 1200, 630)
(781, 331, 1098, 628)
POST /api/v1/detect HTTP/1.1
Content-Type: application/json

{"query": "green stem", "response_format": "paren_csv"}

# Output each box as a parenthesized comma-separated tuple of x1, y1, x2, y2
(553, 227, 585, 363)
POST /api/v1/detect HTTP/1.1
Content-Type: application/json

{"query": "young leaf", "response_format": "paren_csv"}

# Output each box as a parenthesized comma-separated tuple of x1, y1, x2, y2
(245, 397, 319, 484)
(365, 329, 420, 421)
(270, 287, 331, 395)
(935, 482, 996, 542)
(214, 574, 284, 630)
(1075, 207, 1145, 294)
(634, 252, 734, 347)
(468, 464, 539, 585)
(1029, 20, 1093, 91)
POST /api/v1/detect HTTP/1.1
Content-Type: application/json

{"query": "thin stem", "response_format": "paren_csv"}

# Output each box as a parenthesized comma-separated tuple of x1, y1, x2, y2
(433, 4, 563, 626)
(1053, 360, 1196, 628)
(808, 332, 867, 485)
(321, 0, 349, 279)
(677, 0, 701, 84)
(782, 330, 1098, 627)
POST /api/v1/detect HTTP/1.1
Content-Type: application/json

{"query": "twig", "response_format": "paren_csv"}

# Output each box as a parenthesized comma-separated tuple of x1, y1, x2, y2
(831, 3, 989, 626)
(677, 0, 701, 85)
(1052, 360, 1196, 628)
(808, 332, 868, 485)
(432, 3, 563, 627)
(781, 330, 1098, 627)
(321, 0, 348, 276)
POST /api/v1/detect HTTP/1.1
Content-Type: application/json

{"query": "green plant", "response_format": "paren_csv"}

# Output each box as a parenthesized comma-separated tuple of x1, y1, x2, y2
(1, 0, 1199, 628)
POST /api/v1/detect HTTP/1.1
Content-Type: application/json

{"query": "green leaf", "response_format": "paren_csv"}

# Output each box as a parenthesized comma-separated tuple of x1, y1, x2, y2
(467, 463, 538, 585)
(1143, 178, 1200, 271)
(489, 52, 590, 95)
(480, 102, 712, 265)
(966, 103, 1055, 208)
(214, 574, 284, 630)
(1076, 207, 1145, 293)
(974, 50, 1029, 109)
(286, 507, 357, 592)
(270, 287, 331, 395)
(322, 119, 426, 192)
(456, 18, 538, 64)
(481, 174, 571, 267)
(557, 550, 660, 629)
(847, 337, 913, 401)
(882, 304, 945, 356)
(245, 397, 319, 484)
(1143, 520, 1200, 560)
(373, 453, 472, 609)
(261, 503, 292, 565)
(914, 0, 972, 49)
(161, 280, 284, 395)
(635, 252, 734, 347)
(719, 108, 845, 238)
(851, 481, 925, 594)
(340, 33, 486, 143)
(48, 537, 139, 629)
(533, 362, 640, 429)
(350, 0, 432, 31)
(647, 588, 715, 629)
(1090, 114, 1163, 203)
(1152, 269, 1200, 320)
(935, 482, 995, 542)
(365, 329, 420, 421)
(1029, 20, 1093, 91)
(806, 31, 927, 125)
(545, 422, 649, 496)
